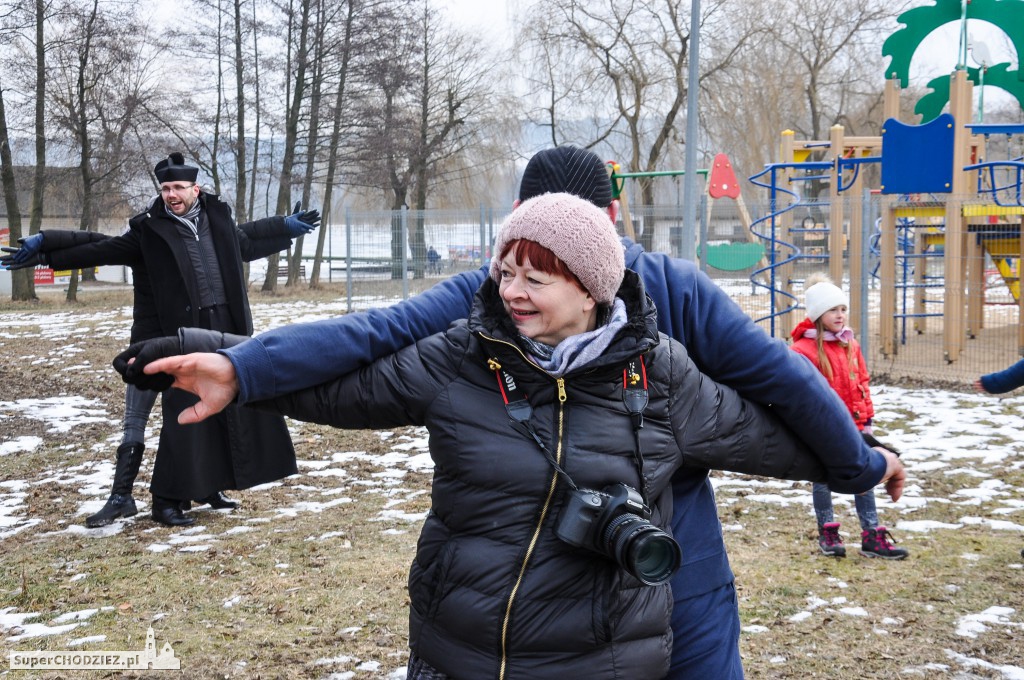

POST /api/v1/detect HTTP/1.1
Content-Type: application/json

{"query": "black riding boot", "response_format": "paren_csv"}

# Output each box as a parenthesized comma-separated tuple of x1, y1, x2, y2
(86, 442, 144, 528)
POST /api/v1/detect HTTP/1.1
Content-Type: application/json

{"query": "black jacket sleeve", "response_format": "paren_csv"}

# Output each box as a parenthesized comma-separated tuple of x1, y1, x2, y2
(235, 216, 293, 262)
(667, 338, 826, 483)
(42, 229, 142, 269)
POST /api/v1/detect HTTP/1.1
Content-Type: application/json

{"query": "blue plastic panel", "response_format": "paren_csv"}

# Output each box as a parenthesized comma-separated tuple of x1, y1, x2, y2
(880, 113, 955, 195)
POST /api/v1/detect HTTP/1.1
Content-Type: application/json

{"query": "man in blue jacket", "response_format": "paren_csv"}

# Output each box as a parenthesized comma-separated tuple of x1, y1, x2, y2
(123, 145, 905, 678)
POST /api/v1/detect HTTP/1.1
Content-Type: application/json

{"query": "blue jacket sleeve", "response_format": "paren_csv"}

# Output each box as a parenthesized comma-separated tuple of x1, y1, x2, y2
(225, 265, 488, 403)
(980, 357, 1024, 394)
(623, 240, 886, 494)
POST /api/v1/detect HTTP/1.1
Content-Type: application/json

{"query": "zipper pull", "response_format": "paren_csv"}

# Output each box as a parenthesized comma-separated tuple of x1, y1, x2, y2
(556, 377, 567, 403)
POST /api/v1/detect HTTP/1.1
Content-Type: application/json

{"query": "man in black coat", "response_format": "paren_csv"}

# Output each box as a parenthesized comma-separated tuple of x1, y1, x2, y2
(1, 153, 315, 526)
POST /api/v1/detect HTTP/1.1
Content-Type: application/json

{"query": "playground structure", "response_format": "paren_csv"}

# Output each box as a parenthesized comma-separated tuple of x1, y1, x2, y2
(608, 154, 766, 273)
(741, 0, 1024, 366)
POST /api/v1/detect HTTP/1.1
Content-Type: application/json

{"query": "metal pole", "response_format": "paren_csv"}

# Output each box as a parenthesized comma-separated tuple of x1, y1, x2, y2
(401, 206, 410, 300)
(345, 206, 353, 313)
(680, 0, 701, 261)
(860, 189, 872, 363)
(698, 190, 708, 273)
(480, 204, 487, 268)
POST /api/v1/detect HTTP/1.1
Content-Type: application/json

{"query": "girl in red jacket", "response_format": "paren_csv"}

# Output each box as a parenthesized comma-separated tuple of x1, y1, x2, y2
(791, 273, 908, 560)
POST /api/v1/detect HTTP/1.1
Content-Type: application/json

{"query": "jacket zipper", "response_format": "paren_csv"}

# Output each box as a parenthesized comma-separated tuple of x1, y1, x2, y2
(482, 334, 566, 680)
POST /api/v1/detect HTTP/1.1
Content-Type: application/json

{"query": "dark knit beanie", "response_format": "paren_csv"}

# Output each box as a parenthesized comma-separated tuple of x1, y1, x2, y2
(518, 146, 613, 208)
(154, 152, 199, 184)
(490, 192, 624, 305)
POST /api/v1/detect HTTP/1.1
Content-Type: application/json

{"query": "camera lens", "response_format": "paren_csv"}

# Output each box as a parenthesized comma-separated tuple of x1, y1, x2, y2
(603, 514, 682, 586)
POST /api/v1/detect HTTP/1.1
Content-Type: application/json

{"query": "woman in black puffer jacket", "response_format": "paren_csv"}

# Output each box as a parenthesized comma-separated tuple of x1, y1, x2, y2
(122, 192, 825, 678)
(250, 193, 826, 680)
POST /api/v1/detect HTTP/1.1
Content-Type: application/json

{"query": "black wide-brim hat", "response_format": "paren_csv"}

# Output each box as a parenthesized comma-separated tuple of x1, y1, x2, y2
(154, 152, 198, 184)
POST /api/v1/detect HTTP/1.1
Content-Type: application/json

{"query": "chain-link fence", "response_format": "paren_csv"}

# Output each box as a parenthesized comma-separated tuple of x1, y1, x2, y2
(281, 195, 1021, 387)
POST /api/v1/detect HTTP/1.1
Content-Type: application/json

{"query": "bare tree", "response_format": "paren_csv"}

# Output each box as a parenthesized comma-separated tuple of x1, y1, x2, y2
(309, 0, 362, 288)
(47, 0, 160, 300)
(261, 0, 314, 292)
(0, 0, 55, 301)
(767, 0, 907, 143)
(0, 79, 25, 294)
(353, 1, 495, 278)
(519, 0, 753, 249)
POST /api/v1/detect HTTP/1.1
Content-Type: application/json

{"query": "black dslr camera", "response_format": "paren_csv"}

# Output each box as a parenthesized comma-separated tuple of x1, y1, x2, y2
(554, 483, 682, 586)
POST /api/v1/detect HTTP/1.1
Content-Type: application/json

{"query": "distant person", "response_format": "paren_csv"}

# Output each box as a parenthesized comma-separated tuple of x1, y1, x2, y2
(791, 273, 908, 560)
(114, 146, 905, 678)
(1, 152, 319, 527)
(426, 245, 441, 274)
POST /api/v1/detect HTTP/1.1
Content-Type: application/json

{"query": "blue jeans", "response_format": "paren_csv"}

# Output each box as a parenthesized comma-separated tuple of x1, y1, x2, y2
(812, 482, 879, 532)
(669, 580, 744, 679)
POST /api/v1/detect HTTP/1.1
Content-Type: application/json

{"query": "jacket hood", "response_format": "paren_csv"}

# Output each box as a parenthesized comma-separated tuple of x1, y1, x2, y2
(468, 268, 660, 369)
(791, 317, 816, 341)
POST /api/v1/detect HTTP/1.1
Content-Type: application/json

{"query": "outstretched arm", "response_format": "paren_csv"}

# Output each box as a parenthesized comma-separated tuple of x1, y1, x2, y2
(976, 357, 1024, 394)
(627, 243, 892, 497)
(118, 267, 488, 421)
(224, 265, 487, 403)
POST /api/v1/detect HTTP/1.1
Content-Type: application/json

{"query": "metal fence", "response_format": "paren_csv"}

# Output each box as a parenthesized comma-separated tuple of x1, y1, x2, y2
(281, 196, 1022, 388)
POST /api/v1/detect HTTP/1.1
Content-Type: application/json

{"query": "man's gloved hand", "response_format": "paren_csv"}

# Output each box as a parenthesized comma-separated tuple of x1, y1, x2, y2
(283, 200, 321, 237)
(0, 234, 47, 270)
(112, 337, 182, 392)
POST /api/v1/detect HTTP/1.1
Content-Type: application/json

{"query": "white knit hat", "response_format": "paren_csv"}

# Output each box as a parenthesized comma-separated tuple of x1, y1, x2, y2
(804, 274, 848, 322)
(490, 192, 624, 305)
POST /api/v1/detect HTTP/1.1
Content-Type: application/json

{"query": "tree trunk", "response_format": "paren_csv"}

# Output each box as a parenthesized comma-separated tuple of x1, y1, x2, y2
(0, 81, 31, 301)
(310, 0, 355, 289)
(263, 0, 312, 293)
(288, 0, 325, 288)
(232, 0, 248, 223)
(69, 0, 101, 301)
(22, 0, 47, 300)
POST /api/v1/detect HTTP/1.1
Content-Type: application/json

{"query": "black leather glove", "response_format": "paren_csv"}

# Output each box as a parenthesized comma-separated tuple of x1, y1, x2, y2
(1, 234, 48, 270)
(112, 337, 182, 392)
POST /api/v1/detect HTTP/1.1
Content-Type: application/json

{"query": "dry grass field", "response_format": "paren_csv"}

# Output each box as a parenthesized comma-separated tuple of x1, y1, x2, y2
(1, 283, 1022, 679)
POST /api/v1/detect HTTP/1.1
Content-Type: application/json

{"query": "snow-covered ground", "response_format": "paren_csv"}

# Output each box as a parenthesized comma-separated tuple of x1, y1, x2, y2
(1, 297, 1023, 678)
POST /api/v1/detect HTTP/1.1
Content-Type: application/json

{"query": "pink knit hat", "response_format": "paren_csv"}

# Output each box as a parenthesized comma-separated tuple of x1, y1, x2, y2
(490, 192, 624, 305)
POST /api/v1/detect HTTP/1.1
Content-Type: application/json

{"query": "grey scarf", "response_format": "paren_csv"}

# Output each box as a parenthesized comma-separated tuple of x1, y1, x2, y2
(518, 298, 628, 377)
(165, 198, 202, 237)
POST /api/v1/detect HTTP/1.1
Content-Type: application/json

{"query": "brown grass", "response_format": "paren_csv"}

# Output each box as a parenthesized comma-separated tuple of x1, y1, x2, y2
(1, 282, 1022, 679)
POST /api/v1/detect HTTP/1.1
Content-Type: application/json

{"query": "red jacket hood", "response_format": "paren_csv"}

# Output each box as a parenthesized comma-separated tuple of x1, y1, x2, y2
(790, 317, 815, 340)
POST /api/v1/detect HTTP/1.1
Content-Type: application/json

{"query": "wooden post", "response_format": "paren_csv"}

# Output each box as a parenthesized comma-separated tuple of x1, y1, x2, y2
(880, 201, 898, 357)
(1019, 215, 1024, 356)
(966, 228, 984, 338)
(944, 70, 972, 362)
(848, 154, 865, 319)
(914, 230, 927, 333)
(879, 78, 902, 355)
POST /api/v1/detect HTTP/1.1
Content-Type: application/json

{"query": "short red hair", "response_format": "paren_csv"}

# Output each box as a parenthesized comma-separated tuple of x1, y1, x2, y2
(499, 239, 585, 291)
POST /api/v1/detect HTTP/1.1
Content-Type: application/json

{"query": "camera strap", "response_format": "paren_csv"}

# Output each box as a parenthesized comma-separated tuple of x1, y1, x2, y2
(623, 358, 651, 506)
(487, 355, 652, 501)
(488, 357, 578, 490)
